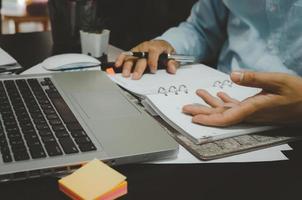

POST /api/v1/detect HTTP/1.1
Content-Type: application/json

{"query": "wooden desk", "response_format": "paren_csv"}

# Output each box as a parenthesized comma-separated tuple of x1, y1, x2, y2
(3, 14, 49, 33)
(0, 32, 302, 200)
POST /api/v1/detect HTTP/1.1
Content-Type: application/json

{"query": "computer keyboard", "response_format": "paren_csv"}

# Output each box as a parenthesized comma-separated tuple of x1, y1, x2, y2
(0, 77, 96, 163)
(154, 116, 298, 160)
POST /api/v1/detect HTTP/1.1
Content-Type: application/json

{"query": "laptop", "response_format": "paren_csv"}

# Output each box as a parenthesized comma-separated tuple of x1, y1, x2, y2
(0, 71, 178, 181)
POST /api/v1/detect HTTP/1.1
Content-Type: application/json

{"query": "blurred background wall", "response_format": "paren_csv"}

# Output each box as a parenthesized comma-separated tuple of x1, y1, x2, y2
(0, 0, 197, 50)
(97, 0, 197, 50)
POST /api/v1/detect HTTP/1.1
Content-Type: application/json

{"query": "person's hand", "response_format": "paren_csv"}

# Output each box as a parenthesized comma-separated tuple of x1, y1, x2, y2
(182, 71, 302, 127)
(115, 40, 179, 80)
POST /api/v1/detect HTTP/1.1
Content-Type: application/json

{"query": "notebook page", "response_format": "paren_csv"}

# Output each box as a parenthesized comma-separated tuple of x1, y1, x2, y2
(108, 64, 228, 97)
(145, 80, 273, 144)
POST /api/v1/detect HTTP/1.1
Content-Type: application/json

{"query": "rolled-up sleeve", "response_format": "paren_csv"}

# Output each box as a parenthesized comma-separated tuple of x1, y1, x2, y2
(157, 0, 229, 62)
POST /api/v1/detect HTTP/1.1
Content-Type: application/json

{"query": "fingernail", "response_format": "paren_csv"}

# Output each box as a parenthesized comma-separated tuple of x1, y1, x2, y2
(122, 69, 129, 77)
(150, 68, 156, 74)
(171, 67, 176, 74)
(168, 66, 176, 74)
(231, 71, 244, 82)
(196, 89, 205, 94)
(132, 72, 139, 80)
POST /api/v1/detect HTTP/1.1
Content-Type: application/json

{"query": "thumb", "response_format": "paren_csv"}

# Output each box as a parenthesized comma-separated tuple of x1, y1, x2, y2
(230, 71, 285, 92)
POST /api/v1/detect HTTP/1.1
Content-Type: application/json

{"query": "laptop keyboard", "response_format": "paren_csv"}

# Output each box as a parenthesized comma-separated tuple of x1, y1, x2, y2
(0, 77, 97, 163)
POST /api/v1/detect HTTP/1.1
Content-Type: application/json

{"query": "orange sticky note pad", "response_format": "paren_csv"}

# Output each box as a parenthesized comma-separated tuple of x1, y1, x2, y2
(59, 159, 127, 200)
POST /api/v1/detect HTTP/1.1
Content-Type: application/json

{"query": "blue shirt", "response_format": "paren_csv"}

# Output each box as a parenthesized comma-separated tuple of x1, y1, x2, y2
(157, 0, 302, 75)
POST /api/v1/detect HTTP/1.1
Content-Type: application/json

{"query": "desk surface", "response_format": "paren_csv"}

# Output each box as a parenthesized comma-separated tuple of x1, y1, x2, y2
(0, 32, 302, 200)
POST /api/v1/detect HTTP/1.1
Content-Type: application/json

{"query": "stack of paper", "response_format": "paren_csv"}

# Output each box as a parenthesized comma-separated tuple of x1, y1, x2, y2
(59, 159, 127, 200)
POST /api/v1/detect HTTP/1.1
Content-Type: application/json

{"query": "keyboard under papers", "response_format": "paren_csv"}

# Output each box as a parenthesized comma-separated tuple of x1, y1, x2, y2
(154, 116, 299, 160)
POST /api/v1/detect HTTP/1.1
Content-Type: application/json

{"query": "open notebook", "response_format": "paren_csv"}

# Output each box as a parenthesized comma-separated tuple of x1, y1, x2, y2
(108, 64, 274, 144)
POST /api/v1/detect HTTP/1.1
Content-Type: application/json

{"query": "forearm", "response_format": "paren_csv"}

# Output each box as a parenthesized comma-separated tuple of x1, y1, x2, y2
(157, 23, 207, 60)
(157, 0, 229, 62)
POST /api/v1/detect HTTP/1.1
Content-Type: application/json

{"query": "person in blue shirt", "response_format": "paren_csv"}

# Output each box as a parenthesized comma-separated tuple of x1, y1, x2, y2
(115, 0, 302, 127)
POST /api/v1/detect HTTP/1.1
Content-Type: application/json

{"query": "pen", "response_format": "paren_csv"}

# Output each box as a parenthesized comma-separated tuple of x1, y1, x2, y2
(101, 52, 198, 74)
(122, 51, 198, 64)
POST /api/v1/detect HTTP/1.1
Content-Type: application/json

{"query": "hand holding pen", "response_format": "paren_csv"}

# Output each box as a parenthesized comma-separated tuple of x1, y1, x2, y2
(115, 40, 197, 80)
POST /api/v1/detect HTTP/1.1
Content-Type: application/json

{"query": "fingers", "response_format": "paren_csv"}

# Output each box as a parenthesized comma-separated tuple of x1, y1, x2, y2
(147, 47, 161, 73)
(181, 87, 262, 126)
(196, 89, 223, 107)
(115, 53, 126, 68)
(167, 59, 180, 74)
(183, 104, 227, 115)
(192, 113, 239, 127)
(230, 71, 289, 92)
(192, 104, 251, 127)
(183, 104, 215, 115)
(116, 46, 139, 78)
(185, 106, 243, 127)
(217, 92, 240, 104)
(183, 89, 253, 126)
(122, 58, 135, 77)
(132, 59, 147, 80)
(114, 40, 176, 79)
